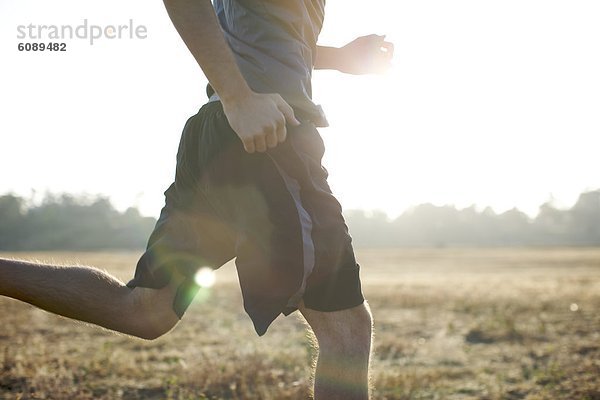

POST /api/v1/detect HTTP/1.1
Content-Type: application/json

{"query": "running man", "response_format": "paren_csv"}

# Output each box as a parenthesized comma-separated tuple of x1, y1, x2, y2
(0, 1, 393, 399)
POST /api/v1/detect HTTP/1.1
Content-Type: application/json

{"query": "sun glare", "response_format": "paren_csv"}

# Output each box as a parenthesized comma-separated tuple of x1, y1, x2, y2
(194, 267, 216, 288)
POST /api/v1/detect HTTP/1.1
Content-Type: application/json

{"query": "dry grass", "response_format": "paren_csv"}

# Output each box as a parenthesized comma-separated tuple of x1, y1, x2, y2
(1, 248, 599, 399)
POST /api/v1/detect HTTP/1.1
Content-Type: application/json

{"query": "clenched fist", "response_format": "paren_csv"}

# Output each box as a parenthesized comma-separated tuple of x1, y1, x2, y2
(222, 92, 301, 153)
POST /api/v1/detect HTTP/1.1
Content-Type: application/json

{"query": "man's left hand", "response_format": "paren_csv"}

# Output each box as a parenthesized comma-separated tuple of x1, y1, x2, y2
(338, 34, 394, 75)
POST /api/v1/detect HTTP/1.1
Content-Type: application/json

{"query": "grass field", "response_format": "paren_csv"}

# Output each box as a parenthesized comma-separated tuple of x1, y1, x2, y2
(1, 248, 599, 399)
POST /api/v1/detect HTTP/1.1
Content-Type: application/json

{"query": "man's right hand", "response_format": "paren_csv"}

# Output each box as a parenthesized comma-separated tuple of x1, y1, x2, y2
(162, 0, 299, 153)
(221, 92, 301, 153)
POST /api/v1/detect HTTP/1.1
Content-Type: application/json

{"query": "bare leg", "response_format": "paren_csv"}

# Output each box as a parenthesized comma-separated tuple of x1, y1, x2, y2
(300, 302, 373, 400)
(0, 257, 179, 339)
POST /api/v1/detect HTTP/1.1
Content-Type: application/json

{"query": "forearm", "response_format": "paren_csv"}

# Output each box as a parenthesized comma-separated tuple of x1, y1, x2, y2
(163, 0, 252, 103)
(316, 36, 394, 75)
(314, 45, 344, 71)
(163, 0, 299, 154)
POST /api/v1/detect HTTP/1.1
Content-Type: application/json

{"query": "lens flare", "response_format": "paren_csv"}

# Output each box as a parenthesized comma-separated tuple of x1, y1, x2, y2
(194, 267, 216, 288)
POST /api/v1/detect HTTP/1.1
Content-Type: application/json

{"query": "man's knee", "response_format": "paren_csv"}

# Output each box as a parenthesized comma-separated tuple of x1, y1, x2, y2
(128, 285, 180, 340)
(133, 313, 178, 341)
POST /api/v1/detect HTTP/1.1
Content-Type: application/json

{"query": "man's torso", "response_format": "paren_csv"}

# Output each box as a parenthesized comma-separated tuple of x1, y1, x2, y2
(213, 0, 328, 126)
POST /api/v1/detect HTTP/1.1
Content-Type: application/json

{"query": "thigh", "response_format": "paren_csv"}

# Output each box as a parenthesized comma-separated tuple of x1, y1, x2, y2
(204, 134, 312, 335)
(128, 103, 239, 317)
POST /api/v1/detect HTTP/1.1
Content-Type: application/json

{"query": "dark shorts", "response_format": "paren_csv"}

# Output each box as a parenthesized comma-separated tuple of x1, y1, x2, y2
(127, 101, 364, 336)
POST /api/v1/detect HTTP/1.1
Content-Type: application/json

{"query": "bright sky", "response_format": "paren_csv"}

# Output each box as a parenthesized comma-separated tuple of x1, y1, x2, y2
(1, 0, 599, 218)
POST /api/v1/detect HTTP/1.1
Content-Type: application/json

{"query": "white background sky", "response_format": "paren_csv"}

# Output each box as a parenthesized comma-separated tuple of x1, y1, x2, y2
(1, 0, 599, 218)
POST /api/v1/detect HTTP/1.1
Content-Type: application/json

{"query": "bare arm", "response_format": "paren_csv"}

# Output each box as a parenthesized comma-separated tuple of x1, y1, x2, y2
(163, 0, 248, 103)
(315, 34, 394, 75)
(163, 0, 299, 153)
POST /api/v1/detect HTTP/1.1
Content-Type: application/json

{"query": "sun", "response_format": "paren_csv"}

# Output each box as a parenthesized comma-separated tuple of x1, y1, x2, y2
(194, 267, 216, 288)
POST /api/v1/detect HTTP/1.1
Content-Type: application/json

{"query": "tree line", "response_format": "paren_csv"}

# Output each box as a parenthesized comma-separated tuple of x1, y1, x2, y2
(0, 190, 599, 250)
(0, 194, 155, 250)
(346, 190, 600, 247)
